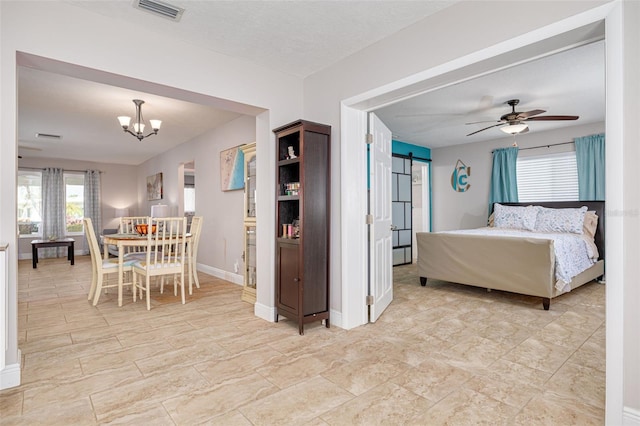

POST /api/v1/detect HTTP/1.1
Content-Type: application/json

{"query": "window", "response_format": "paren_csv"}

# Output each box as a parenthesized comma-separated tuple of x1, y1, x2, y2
(184, 187, 195, 213)
(17, 170, 86, 236)
(18, 170, 43, 236)
(517, 152, 579, 202)
(65, 173, 85, 234)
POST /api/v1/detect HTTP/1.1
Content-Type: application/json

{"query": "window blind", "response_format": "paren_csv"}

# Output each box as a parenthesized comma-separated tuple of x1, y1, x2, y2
(517, 152, 579, 202)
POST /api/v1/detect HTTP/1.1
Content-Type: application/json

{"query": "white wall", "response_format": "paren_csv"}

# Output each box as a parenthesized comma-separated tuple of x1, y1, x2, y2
(136, 115, 255, 278)
(431, 122, 605, 231)
(621, 0, 640, 415)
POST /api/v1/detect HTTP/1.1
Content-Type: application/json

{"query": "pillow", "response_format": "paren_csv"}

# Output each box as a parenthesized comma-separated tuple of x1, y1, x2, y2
(583, 210, 599, 240)
(488, 212, 495, 227)
(534, 206, 588, 234)
(493, 203, 539, 231)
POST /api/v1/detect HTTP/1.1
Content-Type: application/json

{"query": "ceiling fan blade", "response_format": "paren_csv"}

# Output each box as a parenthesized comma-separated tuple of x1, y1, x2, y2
(466, 123, 504, 136)
(516, 109, 546, 119)
(465, 120, 501, 125)
(526, 115, 579, 121)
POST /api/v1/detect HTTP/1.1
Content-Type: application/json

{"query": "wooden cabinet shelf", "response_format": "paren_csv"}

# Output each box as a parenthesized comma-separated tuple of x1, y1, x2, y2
(274, 119, 331, 335)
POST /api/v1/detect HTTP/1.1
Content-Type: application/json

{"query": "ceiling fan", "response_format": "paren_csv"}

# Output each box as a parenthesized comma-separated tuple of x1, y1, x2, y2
(466, 99, 579, 136)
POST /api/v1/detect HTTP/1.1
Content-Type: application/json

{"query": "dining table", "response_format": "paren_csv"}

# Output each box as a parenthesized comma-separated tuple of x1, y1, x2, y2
(101, 232, 193, 307)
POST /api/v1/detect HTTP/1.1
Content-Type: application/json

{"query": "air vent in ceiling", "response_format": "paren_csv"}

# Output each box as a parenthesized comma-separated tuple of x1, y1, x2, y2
(134, 0, 184, 22)
(35, 133, 62, 140)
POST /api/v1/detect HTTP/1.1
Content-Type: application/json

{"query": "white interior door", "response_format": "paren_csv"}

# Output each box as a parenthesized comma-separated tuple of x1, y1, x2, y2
(368, 113, 393, 322)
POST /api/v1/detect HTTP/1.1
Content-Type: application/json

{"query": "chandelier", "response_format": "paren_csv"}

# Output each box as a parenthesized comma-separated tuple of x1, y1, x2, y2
(117, 99, 162, 141)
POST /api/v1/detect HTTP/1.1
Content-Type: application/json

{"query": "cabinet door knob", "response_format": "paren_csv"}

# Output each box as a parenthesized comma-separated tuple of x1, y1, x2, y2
(293, 278, 299, 282)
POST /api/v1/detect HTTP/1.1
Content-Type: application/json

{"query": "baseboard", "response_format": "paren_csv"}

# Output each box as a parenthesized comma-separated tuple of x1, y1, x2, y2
(197, 263, 243, 286)
(330, 308, 343, 329)
(624, 406, 640, 425)
(254, 302, 275, 322)
(0, 352, 21, 390)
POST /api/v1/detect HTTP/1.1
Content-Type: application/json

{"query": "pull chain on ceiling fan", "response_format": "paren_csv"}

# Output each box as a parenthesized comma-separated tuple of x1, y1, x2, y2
(466, 99, 579, 136)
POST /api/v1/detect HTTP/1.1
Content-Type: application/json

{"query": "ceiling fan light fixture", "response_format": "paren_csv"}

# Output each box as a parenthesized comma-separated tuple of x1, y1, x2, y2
(118, 99, 161, 141)
(501, 123, 528, 135)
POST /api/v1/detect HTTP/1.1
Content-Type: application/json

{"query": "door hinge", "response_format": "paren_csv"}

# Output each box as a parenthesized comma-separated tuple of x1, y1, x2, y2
(366, 133, 373, 144)
(366, 295, 374, 305)
(365, 214, 373, 225)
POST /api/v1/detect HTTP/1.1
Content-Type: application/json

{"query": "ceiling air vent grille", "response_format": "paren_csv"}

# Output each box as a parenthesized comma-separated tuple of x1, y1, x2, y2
(135, 0, 184, 21)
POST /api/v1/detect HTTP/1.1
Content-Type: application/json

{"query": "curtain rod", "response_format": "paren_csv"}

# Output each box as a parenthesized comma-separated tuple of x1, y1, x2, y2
(492, 140, 574, 153)
(18, 167, 103, 173)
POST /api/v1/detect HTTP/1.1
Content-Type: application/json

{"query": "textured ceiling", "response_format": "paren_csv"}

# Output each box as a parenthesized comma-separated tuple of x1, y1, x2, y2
(66, 0, 459, 78)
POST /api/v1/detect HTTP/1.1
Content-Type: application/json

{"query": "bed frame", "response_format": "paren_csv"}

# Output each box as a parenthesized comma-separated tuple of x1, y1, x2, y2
(417, 201, 605, 310)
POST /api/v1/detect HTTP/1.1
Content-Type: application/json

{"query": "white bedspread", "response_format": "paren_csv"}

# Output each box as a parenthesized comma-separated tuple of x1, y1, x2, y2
(440, 227, 598, 292)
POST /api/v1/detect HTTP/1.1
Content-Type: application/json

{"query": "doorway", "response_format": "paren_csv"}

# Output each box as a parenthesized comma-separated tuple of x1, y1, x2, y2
(341, 18, 614, 329)
(183, 161, 195, 231)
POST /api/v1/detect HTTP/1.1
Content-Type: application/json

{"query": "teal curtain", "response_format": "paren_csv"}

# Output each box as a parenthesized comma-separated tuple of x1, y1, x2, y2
(575, 133, 605, 200)
(489, 147, 519, 212)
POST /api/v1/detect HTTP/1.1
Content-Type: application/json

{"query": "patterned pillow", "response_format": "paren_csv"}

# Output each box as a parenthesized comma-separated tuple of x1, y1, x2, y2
(493, 203, 539, 231)
(583, 211, 599, 239)
(534, 206, 588, 234)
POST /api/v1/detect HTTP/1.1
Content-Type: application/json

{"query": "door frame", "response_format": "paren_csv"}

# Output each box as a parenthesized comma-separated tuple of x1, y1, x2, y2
(340, 3, 624, 422)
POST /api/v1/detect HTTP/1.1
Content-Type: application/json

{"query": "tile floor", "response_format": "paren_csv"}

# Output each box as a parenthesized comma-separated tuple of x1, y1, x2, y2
(1, 255, 605, 425)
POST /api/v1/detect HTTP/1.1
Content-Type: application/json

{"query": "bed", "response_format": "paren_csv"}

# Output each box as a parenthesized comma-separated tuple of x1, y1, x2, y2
(416, 201, 605, 310)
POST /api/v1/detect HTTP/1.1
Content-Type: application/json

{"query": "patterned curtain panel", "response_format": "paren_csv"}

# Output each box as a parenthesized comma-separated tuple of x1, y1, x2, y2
(575, 133, 605, 200)
(84, 170, 102, 255)
(488, 147, 519, 213)
(41, 168, 66, 258)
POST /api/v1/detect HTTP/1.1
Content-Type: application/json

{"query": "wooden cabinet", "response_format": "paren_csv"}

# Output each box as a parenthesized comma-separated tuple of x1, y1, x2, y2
(241, 143, 257, 303)
(274, 120, 331, 335)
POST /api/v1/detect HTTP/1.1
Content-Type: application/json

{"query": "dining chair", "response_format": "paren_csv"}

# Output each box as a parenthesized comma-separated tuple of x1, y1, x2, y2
(159, 215, 202, 296)
(84, 217, 135, 306)
(187, 216, 203, 294)
(120, 216, 150, 259)
(119, 216, 148, 233)
(131, 217, 187, 310)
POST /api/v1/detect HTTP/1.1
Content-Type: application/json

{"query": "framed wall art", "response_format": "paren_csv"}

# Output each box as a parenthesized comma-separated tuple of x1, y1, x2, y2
(220, 145, 245, 191)
(147, 172, 163, 201)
